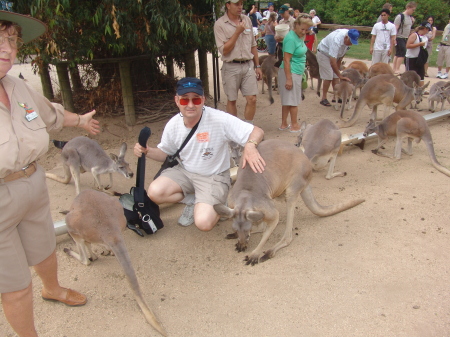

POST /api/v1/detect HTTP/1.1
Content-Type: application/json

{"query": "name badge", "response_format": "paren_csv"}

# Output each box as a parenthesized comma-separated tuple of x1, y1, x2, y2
(18, 102, 38, 122)
(25, 111, 38, 121)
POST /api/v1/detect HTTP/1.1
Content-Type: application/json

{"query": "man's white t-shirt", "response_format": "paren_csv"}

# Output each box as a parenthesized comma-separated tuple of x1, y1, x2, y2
(371, 21, 396, 50)
(158, 106, 254, 175)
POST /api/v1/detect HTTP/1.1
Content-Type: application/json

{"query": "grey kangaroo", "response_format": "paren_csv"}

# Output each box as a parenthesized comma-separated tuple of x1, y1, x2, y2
(214, 139, 364, 265)
(295, 119, 347, 179)
(46, 136, 133, 195)
(64, 189, 167, 336)
(339, 74, 425, 128)
(260, 54, 278, 104)
(363, 110, 450, 177)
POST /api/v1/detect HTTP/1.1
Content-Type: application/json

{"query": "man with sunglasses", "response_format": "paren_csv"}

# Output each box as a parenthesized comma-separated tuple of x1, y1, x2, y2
(370, 9, 396, 65)
(214, 0, 262, 123)
(134, 77, 265, 230)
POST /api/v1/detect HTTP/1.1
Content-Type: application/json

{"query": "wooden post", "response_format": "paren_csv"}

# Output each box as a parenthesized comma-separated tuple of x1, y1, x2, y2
(38, 61, 54, 100)
(69, 64, 83, 93)
(184, 50, 196, 78)
(55, 63, 75, 113)
(166, 57, 174, 78)
(119, 61, 136, 126)
(198, 49, 209, 96)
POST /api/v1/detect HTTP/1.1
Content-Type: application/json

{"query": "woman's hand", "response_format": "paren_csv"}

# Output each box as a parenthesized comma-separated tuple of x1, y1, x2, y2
(80, 110, 100, 135)
(285, 78, 293, 90)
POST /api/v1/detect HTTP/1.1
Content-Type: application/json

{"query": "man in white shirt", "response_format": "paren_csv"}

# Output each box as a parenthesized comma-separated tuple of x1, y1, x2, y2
(134, 77, 265, 230)
(370, 9, 397, 64)
(317, 29, 359, 106)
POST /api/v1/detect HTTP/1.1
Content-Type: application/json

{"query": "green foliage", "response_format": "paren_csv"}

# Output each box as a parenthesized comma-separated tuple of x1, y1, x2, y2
(304, 0, 450, 29)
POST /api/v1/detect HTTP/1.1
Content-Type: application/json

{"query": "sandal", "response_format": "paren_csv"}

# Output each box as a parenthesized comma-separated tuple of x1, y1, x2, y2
(42, 287, 87, 306)
(278, 124, 291, 131)
(320, 99, 331, 107)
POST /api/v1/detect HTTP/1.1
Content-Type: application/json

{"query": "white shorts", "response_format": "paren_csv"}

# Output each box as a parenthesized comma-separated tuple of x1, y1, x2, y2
(317, 50, 339, 81)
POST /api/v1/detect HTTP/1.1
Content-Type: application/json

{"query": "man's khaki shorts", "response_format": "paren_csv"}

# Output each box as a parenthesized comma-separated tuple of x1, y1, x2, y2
(437, 45, 450, 68)
(160, 165, 231, 206)
(0, 165, 55, 293)
(221, 60, 259, 101)
(317, 50, 339, 81)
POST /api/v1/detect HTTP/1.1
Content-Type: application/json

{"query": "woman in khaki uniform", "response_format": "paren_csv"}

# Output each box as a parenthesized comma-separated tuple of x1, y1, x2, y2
(0, 9, 100, 337)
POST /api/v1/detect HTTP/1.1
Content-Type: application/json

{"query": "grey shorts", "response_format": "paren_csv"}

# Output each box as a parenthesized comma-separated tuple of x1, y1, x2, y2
(317, 50, 339, 81)
(437, 45, 450, 68)
(0, 165, 56, 293)
(221, 60, 259, 101)
(161, 165, 231, 206)
(278, 68, 303, 106)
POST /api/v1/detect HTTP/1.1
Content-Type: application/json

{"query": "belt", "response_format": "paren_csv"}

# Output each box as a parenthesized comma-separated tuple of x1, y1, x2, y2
(317, 49, 330, 57)
(0, 161, 37, 184)
(232, 59, 251, 64)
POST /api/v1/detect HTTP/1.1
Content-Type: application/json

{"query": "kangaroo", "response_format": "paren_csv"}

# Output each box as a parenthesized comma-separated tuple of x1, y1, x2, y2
(363, 110, 450, 177)
(398, 71, 421, 108)
(341, 68, 366, 101)
(333, 80, 355, 115)
(295, 119, 347, 179)
(260, 54, 278, 104)
(428, 80, 450, 112)
(368, 62, 394, 78)
(213, 139, 364, 265)
(338, 74, 419, 128)
(343, 60, 369, 79)
(64, 189, 167, 336)
(46, 136, 133, 195)
(306, 49, 321, 96)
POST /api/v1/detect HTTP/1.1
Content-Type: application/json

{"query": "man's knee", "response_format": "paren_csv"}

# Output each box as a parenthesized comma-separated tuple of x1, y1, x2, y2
(246, 95, 257, 105)
(194, 208, 219, 231)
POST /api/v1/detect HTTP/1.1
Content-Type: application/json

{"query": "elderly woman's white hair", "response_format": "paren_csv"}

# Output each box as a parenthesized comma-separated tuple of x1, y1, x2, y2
(309, 9, 316, 15)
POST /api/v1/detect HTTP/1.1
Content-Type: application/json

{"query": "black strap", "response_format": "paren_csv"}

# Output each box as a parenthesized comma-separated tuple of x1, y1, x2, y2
(136, 127, 151, 205)
(172, 112, 203, 160)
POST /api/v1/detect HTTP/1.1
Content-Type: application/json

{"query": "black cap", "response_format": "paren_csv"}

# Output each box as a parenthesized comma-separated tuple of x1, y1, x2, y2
(176, 77, 204, 96)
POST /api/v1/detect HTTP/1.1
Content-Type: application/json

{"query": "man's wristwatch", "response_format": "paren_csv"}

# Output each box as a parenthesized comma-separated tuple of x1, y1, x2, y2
(247, 140, 258, 147)
(255, 65, 261, 68)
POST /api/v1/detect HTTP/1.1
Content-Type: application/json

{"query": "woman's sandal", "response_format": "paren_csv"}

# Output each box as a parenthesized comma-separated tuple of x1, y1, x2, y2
(42, 287, 87, 306)
(320, 99, 331, 107)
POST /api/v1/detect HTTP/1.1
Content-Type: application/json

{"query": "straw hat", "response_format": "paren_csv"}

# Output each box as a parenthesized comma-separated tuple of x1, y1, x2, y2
(0, 10, 47, 43)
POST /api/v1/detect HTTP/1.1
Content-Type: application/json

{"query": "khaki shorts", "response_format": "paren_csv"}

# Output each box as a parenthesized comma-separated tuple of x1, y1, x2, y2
(317, 50, 339, 81)
(278, 68, 303, 106)
(221, 60, 259, 101)
(437, 45, 450, 68)
(160, 165, 231, 206)
(0, 165, 55, 293)
(371, 50, 390, 65)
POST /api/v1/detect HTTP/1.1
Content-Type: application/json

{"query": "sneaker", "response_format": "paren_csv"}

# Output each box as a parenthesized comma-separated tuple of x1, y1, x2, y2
(437, 71, 442, 78)
(441, 73, 448, 79)
(178, 204, 194, 226)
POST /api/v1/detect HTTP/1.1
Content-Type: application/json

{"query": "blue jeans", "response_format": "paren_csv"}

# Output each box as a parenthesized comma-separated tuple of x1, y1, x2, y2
(265, 34, 276, 55)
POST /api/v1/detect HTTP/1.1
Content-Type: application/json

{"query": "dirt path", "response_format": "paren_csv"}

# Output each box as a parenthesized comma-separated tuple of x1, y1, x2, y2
(1, 57, 449, 337)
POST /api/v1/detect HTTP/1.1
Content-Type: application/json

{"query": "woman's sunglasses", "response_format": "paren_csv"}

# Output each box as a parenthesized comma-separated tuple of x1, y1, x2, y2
(179, 97, 202, 105)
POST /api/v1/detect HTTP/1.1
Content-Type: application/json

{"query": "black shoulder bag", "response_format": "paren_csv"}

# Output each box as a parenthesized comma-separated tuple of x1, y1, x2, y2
(119, 127, 164, 236)
(154, 114, 202, 180)
(416, 33, 429, 67)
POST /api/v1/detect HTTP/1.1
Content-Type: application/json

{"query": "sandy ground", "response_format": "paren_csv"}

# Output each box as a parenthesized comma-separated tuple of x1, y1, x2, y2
(1, 56, 450, 337)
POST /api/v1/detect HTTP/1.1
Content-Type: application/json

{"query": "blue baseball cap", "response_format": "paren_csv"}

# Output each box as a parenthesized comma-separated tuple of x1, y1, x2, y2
(347, 29, 360, 45)
(278, 5, 290, 14)
(176, 77, 204, 96)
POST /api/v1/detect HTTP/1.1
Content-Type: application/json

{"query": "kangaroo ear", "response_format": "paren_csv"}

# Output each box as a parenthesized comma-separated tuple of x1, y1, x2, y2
(109, 153, 118, 161)
(213, 204, 235, 218)
(423, 81, 430, 89)
(246, 210, 264, 222)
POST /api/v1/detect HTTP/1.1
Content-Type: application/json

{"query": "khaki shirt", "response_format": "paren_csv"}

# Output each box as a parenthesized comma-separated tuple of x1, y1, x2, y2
(0, 75, 65, 178)
(279, 16, 295, 31)
(214, 12, 256, 62)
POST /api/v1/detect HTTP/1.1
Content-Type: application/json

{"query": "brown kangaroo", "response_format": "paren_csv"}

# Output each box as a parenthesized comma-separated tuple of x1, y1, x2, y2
(343, 60, 369, 79)
(339, 74, 419, 128)
(333, 80, 355, 116)
(46, 137, 133, 195)
(306, 49, 321, 96)
(64, 189, 167, 336)
(363, 110, 450, 177)
(260, 54, 278, 104)
(368, 62, 394, 78)
(214, 139, 364, 265)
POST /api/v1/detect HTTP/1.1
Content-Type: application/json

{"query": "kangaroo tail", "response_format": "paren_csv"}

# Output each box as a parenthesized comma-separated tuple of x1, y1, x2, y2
(45, 164, 72, 184)
(268, 75, 274, 105)
(316, 78, 322, 97)
(300, 185, 365, 217)
(425, 138, 450, 177)
(110, 241, 167, 336)
(338, 97, 365, 128)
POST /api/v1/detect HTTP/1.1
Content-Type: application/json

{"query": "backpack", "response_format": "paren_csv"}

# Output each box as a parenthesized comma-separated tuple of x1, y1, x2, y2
(398, 13, 405, 34)
(416, 34, 429, 67)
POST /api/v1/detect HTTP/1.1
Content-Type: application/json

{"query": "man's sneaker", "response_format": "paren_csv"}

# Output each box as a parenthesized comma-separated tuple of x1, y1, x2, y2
(178, 204, 194, 226)
(437, 72, 443, 78)
(441, 73, 448, 79)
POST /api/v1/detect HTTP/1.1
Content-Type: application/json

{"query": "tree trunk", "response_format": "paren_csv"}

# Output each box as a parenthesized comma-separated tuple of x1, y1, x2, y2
(38, 61, 54, 100)
(198, 48, 209, 96)
(184, 50, 196, 78)
(119, 61, 136, 126)
(55, 63, 75, 113)
(166, 57, 174, 78)
(69, 64, 83, 93)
